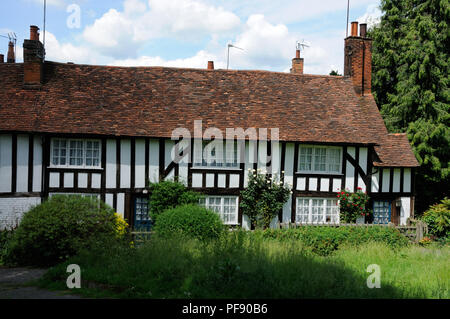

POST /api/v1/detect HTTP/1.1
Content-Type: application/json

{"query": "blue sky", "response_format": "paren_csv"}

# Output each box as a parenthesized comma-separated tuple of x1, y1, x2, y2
(0, 0, 381, 74)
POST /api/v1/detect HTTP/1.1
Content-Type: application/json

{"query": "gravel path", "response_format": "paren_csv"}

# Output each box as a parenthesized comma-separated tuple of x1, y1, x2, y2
(0, 267, 81, 299)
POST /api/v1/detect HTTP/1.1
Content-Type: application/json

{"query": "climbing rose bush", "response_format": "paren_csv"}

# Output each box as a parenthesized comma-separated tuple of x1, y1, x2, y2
(338, 188, 370, 223)
(240, 169, 291, 229)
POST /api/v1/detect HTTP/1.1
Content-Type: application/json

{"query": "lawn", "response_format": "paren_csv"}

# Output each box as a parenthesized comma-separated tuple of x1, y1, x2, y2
(39, 231, 449, 299)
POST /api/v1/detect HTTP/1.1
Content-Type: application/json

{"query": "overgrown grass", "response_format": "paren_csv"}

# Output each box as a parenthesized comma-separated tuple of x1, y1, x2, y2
(39, 231, 449, 299)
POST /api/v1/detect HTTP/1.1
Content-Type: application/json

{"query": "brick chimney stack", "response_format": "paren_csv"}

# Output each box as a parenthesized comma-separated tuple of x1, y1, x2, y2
(344, 21, 372, 96)
(23, 25, 45, 87)
(7, 41, 15, 63)
(290, 49, 304, 74)
(0, 54, 4, 63)
(207, 61, 214, 70)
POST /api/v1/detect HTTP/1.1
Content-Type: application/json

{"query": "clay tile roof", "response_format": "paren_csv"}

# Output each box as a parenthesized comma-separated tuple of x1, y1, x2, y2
(0, 61, 418, 167)
(374, 133, 419, 167)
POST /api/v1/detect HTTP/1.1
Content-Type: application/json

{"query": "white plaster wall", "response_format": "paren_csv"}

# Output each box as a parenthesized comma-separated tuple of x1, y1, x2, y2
(32, 136, 42, 192)
(16, 135, 29, 192)
(0, 135, 12, 193)
(117, 193, 125, 217)
(403, 168, 411, 193)
(400, 197, 411, 226)
(149, 139, 160, 183)
(371, 169, 380, 192)
(382, 169, 390, 192)
(120, 139, 131, 188)
(0, 197, 41, 230)
(105, 139, 116, 189)
(135, 139, 146, 188)
(393, 168, 401, 193)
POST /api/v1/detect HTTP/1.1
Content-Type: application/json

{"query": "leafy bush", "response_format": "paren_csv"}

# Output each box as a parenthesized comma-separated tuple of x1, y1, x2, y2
(256, 226, 409, 256)
(0, 228, 15, 265)
(338, 188, 371, 223)
(421, 198, 450, 239)
(153, 204, 224, 241)
(149, 180, 203, 221)
(240, 169, 291, 229)
(5, 195, 122, 266)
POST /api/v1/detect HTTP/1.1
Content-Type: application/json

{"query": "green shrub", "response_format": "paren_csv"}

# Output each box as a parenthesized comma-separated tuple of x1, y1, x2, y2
(0, 228, 15, 265)
(149, 180, 203, 221)
(5, 195, 120, 266)
(240, 170, 291, 229)
(153, 204, 224, 241)
(256, 226, 409, 255)
(421, 198, 450, 239)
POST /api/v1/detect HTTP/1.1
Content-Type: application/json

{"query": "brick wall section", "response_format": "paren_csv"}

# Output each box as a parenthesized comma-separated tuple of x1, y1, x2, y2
(344, 36, 372, 96)
(0, 197, 41, 230)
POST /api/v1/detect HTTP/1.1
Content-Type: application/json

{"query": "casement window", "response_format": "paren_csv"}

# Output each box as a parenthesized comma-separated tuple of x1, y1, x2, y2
(373, 201, 391, 224)
(296, 197, 340, 224)
(199, 196, 239, 225)
(51, 139, 101, 168)
(193, 140, 239, 169)
(298, 145, 342, 174)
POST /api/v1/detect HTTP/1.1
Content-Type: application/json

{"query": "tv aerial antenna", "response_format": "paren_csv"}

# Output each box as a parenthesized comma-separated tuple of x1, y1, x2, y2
(226, 43, 244, 70)
(0, 32, 17, 59)
(296, 40, 310, 53)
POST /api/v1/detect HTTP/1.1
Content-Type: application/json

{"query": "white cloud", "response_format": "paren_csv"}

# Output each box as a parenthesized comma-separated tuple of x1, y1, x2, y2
(111, 50, 222, 69)
(82, 0, 241, 58)
(41, 31, 101, 64)
(357, 4, 382, 29)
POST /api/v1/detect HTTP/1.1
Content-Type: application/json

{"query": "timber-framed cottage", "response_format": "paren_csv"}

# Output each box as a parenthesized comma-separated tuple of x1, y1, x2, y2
(0, 22, 418, 230)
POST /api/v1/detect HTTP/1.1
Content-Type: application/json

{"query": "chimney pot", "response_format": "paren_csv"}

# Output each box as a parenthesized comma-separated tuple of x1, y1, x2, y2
(360, 23, 367, 38)
(7, 41, 15, 63)
(351, 21, 358, 37)
(30, 25, 40, 41)
(207, 61, 214, 70)
(0, 54, 4, 63)
(295, 49, 300, 59)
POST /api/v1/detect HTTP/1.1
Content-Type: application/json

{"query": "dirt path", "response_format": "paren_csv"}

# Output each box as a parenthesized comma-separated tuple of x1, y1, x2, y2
(0, 267, 81, 299)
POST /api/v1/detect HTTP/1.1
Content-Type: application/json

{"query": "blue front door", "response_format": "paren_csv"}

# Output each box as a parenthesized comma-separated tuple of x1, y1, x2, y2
(134, 197, 151, 231)
(373, 201, 391, 224)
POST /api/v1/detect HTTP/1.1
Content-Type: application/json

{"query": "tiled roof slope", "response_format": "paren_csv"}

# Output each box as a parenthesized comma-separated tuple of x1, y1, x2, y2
(374, 134, 419, 167)
(0, 61, 418, 167)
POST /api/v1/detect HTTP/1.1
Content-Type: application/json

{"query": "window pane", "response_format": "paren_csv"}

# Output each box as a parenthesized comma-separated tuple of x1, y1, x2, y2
(299, 147, 312, 171)
(314, 148, 327, 171)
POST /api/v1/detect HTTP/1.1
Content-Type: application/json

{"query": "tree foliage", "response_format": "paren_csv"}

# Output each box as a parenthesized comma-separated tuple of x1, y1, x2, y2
(369, 0, 450, 213)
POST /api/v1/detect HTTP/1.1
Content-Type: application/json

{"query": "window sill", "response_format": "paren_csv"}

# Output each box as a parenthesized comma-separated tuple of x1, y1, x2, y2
(295, 172, 343, 176)
(48, 166, 103, 170)
(191, 167, 241, 171)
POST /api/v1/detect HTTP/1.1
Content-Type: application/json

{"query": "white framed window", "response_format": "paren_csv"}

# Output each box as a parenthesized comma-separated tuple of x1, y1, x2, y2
(296, 197, 339, 224)
(298, 145, 342, 174)
(199, 196, 239, 225)
(51, 139, 101, 168)
(193, 140, 239, 169)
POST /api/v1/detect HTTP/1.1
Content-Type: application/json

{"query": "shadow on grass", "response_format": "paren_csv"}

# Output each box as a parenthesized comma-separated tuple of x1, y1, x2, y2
(38, 233, 422, 299)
